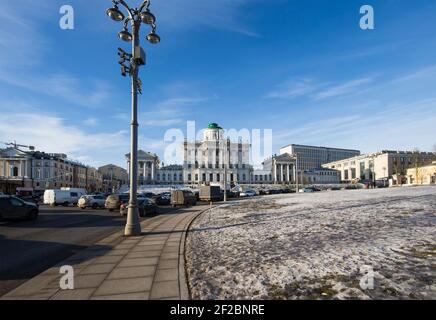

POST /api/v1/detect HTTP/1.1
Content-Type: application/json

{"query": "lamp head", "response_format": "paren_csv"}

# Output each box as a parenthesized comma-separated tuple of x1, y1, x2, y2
(146, 32, 160, 44)
(106, 6, 125, 22)
(118, 29, 133, 42)
(140, 11, 156, 25)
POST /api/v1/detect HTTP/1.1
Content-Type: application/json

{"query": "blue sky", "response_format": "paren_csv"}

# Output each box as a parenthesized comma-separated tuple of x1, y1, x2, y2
(0, 0, 436, 168)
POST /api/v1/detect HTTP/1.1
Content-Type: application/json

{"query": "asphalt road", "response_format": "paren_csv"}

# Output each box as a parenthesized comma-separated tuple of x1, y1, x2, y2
(0, 204, 175, 296)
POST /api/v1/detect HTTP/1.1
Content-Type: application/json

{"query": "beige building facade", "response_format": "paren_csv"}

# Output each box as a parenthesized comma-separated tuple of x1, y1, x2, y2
(406, 162, 436, 185)
(322, 150, 436, 185)
(0, 147, 102, 194)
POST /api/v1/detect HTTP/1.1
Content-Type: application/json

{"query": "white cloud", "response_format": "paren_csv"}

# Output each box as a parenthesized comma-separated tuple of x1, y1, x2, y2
(0, 113, 128, 168)
(266, 79, 322, 99)
(273, 99, 436, 153)
(390, 64, 436, 84)
(153, 0, 262, 37)
(0, 73, 112, 108)
(84, 117, 99, 126)
(266, 77, 374, 101)
(140, 97, 208, 127)
(313, 78, 373, 101)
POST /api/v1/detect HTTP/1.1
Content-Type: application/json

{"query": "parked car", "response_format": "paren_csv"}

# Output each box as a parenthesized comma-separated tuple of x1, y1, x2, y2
(299, 187, 315, 193)
(240, 189, 257, 197)
(105, 194, 130, 212)
(154, 192, 171, 206)
(139, 192, 156, 198)
(78, 195, 106, 209)
(105, 194, 146, 211)
(43, 189, 84, 206)
(0, 195, 39, 220)
(171, 190, 197, 207)
(120, 198, 157, 217)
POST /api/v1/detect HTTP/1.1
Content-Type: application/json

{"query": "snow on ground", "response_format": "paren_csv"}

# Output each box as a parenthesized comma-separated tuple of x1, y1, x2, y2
(186, 186, 436, 300)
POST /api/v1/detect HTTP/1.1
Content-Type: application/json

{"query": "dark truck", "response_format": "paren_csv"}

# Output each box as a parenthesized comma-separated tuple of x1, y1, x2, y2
(171, 190, 197, 207)
(199, 186, 223, 202)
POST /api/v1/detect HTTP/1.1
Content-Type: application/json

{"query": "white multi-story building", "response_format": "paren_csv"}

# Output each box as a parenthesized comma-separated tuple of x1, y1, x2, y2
(280, 144, 360, 171)
(183, 123, 252, 185)
(126, 123, 298, 186)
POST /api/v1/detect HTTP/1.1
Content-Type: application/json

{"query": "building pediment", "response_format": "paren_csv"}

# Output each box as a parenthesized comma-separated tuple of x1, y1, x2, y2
(273, 153, 295, 163)
(125, 150, 158, 161)
(0, 148, 29, 158)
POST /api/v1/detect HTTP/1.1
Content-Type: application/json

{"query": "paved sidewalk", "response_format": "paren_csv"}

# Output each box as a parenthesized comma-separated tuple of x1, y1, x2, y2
(1, 205, 208, 300)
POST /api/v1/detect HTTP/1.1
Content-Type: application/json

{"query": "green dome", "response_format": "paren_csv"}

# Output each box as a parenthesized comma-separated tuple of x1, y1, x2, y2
(208, 123, 222, 129)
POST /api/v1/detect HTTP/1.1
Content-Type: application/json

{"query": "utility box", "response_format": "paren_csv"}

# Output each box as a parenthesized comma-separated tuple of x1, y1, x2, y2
(134, 46, 146, 65)
(199, 186, 223, 202)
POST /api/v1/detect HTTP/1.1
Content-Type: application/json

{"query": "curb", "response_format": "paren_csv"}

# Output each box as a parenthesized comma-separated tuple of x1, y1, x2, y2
(182, 203, 226, 300)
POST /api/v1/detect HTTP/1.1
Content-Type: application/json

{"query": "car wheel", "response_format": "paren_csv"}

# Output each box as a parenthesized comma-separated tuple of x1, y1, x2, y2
(92, 203, 98, 209)
(109, 209, 114, 212)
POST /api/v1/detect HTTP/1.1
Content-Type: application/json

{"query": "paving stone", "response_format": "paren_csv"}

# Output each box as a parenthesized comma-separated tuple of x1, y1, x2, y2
(161, 247, 179, 254)
(150, 281, 179, 299)
(114, 243, 136, 250)
(164, 242, 180, 248)
(131, 244, 164, 252)
(93, 255, 124, 264)
(94, 277, 153, 296)
(91, 292, 150, 300)
(118, 257, 159, 267)
(157, 259, 178, 270)
(51, 288, 95, 300)
(160, 253, 179, 260)
(155, 268, 178, 282)
(126, 250, 161, 259)
(74, 274, 107, 289)
(2, 275, 58, 297)
(138, 240, 166, 246)
(105, 249, 129, 256)
(108, 266, 156, 279)
(81, 263, 116, 275)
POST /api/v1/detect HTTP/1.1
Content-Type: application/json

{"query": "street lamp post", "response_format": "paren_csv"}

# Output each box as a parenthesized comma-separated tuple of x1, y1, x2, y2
(223, 138, 230, 202)
(106, 0, 160, 236)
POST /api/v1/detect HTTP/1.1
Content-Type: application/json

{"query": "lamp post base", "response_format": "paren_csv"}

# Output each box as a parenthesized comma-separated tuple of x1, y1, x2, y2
(124, 206, 141, 236)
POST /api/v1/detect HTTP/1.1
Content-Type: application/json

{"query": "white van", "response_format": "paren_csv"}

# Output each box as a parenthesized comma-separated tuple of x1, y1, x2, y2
(43, 189, 85, 206)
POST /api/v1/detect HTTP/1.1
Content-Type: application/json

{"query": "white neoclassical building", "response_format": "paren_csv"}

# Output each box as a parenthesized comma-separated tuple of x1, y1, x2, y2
(126, 123, 299, 186)
(125, 150, 159, 184)
(183, 123, 252, 184)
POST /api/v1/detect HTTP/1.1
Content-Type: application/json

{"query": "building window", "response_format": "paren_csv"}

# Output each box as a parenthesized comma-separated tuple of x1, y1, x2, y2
(209, 173, 213, 182)
(202, 173, 206, 182)
(188, 174, 192, 181)
(195, 174, 198, 181)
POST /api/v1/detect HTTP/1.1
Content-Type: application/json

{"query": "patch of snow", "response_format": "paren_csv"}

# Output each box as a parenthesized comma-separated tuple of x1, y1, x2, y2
(186, 186, 436, 300)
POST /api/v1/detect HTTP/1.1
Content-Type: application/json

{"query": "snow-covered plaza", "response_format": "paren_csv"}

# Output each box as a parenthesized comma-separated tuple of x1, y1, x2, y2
(186, 186, 435, 300)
